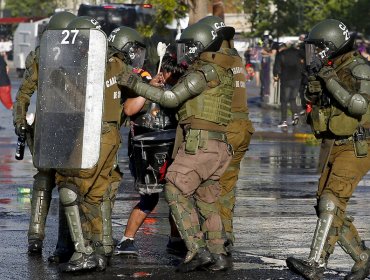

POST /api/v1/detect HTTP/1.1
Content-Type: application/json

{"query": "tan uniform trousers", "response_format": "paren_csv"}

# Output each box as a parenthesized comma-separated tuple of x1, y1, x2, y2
(218, 119, 254, 239)
(317, 141, 370, 253)
(166, 139, 231, 254)
(56, 124, 121, 236)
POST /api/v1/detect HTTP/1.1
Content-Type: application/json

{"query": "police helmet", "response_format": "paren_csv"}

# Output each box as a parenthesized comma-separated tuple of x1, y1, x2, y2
(47, 11, 76, 30)
(107, 26, 146, 68)
(306, 19, 355, 60)
(198, 15, 235, 41)
(177, 23, 223, 66)
(67, 16, 102, 30)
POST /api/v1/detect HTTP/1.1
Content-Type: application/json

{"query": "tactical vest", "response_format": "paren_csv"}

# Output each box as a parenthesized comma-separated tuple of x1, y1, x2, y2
(201, 48, 249, 115)
(309, 51, 370, 137)
(177, 56, 234, 127)
(103, 56, 126, 123)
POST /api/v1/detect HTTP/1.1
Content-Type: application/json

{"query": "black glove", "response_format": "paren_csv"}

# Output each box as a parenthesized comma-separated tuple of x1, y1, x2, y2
(15, 121, 26, 137)
(308, 80, 322, 94)
(318, 66, 337, 81)
(117, 73, 140, 90)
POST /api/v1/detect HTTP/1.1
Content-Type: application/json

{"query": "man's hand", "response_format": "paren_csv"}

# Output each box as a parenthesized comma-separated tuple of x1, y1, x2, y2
(117, 73, 140, 89)
(150, 73, 165, 88)
(15, 121, 26, 137)
(318, 66, 338, 81)
(308, 80, 322, 94)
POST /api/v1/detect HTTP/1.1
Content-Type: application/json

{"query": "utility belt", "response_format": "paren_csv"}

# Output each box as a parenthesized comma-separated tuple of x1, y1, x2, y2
(184, 128, 229, 155)
(334, 127, 370, 158)
(231, 111, 249, 120)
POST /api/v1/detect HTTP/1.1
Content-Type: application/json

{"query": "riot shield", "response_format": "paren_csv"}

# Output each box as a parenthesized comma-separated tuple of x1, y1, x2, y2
(33, 28, 107, 169)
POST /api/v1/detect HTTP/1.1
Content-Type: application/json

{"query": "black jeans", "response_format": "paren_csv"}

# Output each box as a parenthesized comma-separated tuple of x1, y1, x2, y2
(280, 80, 301, 122)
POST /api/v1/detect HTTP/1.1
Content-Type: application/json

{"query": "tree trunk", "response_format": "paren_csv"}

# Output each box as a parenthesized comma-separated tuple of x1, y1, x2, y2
(212, 0, 224, 20)
(187, 0, 209, 25)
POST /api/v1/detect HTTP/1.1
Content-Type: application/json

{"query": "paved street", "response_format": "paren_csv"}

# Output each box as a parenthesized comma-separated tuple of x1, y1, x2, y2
(0, 70, 369, 279)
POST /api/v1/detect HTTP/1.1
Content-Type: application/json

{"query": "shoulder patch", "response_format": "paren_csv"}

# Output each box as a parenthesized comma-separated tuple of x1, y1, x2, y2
(352, 63, 370, 80)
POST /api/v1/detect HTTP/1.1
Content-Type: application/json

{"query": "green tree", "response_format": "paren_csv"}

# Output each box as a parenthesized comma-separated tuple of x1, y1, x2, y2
(138, 0, 188, 37)
(5, 0, 57, 17)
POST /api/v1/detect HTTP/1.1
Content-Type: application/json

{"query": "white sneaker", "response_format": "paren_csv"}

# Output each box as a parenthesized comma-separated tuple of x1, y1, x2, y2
(278, 121, 288, 128)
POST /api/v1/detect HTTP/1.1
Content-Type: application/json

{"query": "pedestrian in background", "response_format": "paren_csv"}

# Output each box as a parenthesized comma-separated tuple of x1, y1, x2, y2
(0, 53, 12, 110)
(273, 41, 304, 128)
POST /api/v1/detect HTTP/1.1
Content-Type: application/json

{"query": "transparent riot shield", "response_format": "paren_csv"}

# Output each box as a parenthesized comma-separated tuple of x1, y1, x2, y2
(33, 28, 107, 169)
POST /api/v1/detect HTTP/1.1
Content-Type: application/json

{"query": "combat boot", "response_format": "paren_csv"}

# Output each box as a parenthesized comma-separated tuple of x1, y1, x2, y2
(177, 247, 214, 273)
(286, 257, 325, 280)
(59, 252, 98, 272)
(208, 253, 232, 271)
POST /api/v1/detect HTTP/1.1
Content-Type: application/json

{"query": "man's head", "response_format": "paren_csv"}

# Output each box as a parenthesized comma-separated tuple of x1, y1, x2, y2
(47, 11, 76, 30)
(176, 22, 223, 66)
(197, 15, 235, 42)
(305, 19, 355, 62)
(107, 26, 146, 68)
(67, 16, 102, 30)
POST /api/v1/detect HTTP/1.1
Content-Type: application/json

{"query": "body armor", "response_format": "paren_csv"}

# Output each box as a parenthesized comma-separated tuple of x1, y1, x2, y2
(177, 56, 234, 126)
(308, 51, 370, 138)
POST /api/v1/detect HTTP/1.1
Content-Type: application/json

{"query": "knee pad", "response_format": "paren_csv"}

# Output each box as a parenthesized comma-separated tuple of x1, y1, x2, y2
(59, 184, 78, 206)
(137, 193, 159, 213)
(318, 193, 338, 215)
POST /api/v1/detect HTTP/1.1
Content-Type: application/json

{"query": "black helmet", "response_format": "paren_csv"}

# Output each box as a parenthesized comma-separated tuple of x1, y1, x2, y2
(107, 26, 146, 68)
(47, 11, 76, 30)
(176, 22, 223, 66)
(198, 15, 235, 41)
(305, 19, 355, 60)
(67, 16, 102, 30)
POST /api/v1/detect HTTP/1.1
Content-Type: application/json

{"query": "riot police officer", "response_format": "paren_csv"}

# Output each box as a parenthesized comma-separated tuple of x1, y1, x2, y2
(55, 22, 147, 272)
(13, 11, 76, 261)
(118, 23, 234, 272)
(286, 19, 370, 280)
(198, 15, 255, 255)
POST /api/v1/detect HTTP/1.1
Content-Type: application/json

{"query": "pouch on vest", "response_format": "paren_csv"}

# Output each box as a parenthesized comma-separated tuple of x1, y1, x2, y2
(185, 129, 200, 155)
(353, 127, 368, 157)
(309, 106, 329, 135)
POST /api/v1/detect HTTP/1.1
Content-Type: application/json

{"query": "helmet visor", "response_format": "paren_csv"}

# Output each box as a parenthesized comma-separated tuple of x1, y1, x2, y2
(122, 41, 146, 68)
(176, 40, 204, 67)
(305, 43, 325, 73)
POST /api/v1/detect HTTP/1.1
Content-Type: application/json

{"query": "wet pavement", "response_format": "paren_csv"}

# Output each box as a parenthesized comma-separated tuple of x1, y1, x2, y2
(1, 70, 370, 280)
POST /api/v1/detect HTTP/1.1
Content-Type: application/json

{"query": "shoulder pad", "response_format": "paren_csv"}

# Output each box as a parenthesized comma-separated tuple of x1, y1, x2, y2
(199, 64, 219, 83)
(351, 63, 370, 80)
(184, 71, 207, 95)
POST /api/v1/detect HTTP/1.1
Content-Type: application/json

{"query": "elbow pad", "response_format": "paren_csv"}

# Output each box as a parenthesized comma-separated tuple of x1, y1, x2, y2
(348, 93, 368, 116)
(326, 78, 368, 115)
(161, 72, 207, 108)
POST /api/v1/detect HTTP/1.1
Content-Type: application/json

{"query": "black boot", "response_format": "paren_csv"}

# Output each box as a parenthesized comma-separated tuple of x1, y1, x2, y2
(286, 257, 325, 280)
(48, 249, 74, 264)
(59, 252, 98, 272)
(177, 247, 214, 273)
(208, 254, 232, 271)
(95, 254, 108, 272)
(28, 239, 43, 255)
